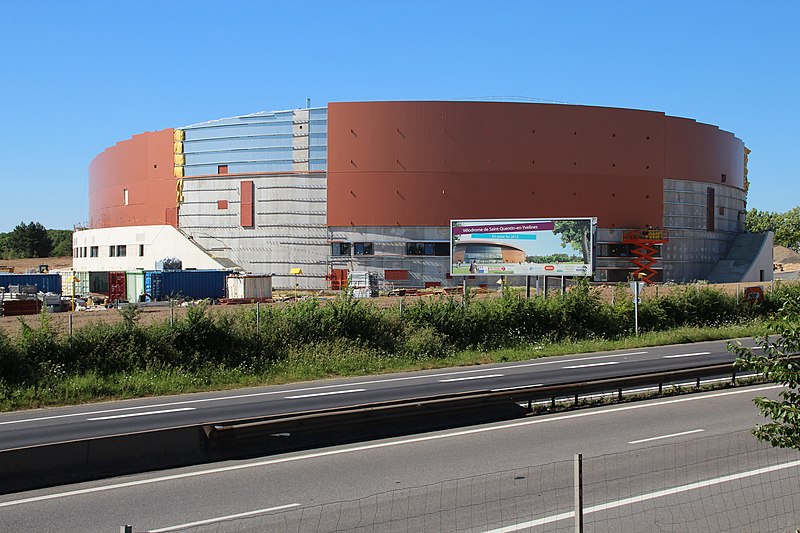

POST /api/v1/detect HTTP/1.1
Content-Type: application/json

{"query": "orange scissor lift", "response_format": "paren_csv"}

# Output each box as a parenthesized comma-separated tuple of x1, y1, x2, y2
(622, 229, 669, 284)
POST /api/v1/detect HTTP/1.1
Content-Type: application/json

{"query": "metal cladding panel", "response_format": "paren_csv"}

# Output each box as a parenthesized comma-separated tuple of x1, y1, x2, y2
(329, 171, 660, 229)
(89, 129, 176, 229)
(157, 270, 229, 300)
(0, 274, 62, 294)
(327, 101, 744, 228)
(664, 117, 745, 189)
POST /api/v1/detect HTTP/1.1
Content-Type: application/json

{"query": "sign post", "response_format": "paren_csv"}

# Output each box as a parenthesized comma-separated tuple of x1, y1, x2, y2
(630, 280, 645, 335)
(290, 268, 303, 300)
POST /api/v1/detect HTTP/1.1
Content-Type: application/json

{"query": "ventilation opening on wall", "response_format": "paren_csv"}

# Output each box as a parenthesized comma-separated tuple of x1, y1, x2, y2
(218, 165, 228, 175)
(721, 173, 727, 183)
(123, 189, 129, 206)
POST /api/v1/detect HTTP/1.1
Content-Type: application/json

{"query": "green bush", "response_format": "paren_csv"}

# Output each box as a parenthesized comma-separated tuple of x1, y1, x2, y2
(1, 281, 798, 404)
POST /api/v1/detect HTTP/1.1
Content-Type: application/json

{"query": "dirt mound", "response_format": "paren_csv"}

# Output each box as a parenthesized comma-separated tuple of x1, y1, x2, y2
(0, 257, 72, 273)
(774, 246, 800, 265)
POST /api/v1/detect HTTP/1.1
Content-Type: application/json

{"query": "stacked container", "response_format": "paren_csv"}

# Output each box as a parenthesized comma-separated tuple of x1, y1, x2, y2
(144, 270, 229, 301)
(60, 271, 90, 298)
(89, 272, 109, 295)
(126, 271, 145, 302)
(226, 274, 272, 299)
(109, 272, 126, 302)
(0, 273, 61, 294)
(347, 271, 379, 298)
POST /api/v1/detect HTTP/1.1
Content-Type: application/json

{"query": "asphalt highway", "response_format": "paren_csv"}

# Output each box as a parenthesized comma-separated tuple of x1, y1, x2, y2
(1, 383, 795, 532)
(0, 338, 758, 450)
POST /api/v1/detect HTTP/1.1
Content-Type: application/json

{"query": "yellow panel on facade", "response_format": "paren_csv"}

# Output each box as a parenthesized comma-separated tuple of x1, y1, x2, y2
(173, 141, 183, 154)
(173, 129, 185, 141)
(176, 179, 184, 204)
(174, 153, 185, 166)
(173, 166, 184, 178)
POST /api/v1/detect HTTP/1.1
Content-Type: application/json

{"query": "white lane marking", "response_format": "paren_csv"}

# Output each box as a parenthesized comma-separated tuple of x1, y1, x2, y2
(628, 429, 705, 444)
(482, 458, 800, 532)
(87, 408, 196, 421)
(285, 389, 366, 399)
(150, 503, 300, 532)
(439, 374, 504, 383)
(491, 384, 542, 392)
(0, 352, 651, 426)
(0, 384, 780, 509)
(562, 361, 620, 369)
(663, 351, 711, 359)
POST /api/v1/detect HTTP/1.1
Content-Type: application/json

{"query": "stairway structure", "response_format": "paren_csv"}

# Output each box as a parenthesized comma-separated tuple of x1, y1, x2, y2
(706, 232, 773, 283)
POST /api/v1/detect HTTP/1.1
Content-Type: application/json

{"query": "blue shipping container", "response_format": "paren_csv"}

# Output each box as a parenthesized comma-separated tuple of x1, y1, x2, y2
(144, 270, 229, 301)
(0, 273, 62, 294)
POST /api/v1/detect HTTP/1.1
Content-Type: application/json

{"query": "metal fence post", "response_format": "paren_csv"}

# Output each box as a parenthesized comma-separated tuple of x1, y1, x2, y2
(169, 298, 174, 327)
(574, 453, 584, 533)
(256, 301, 260, 334)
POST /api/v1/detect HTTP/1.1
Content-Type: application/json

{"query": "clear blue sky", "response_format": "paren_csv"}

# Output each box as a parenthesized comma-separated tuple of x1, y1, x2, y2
(1, 1, 797, 231)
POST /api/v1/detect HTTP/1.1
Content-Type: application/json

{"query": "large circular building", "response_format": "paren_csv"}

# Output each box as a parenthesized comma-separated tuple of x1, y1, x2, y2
(73, 101, 772, 289)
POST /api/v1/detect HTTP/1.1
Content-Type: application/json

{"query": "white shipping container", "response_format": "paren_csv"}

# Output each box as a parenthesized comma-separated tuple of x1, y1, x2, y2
(347, 271, 378, 297)
(60, 271, 90, 297)
(226, 274, 273, 299)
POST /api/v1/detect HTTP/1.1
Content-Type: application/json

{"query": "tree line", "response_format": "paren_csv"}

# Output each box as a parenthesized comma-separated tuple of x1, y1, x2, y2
(746, 207, 800, 251)
(0, 222, 72, 259)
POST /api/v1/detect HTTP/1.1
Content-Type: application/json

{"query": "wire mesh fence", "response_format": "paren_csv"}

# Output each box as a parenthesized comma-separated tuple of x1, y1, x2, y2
(145, 430, 800, 533)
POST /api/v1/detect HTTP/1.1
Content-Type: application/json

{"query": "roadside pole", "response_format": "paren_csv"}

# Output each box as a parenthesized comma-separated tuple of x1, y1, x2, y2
(630, 280, 644, 336)
(574, 453, 584, 533)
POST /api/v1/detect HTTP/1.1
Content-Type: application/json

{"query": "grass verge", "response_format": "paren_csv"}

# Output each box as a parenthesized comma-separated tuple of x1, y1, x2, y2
(0, 321, 767, 412)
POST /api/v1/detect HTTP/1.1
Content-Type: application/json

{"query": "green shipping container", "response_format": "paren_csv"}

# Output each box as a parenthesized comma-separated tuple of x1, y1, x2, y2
(126, 271, 145, 303)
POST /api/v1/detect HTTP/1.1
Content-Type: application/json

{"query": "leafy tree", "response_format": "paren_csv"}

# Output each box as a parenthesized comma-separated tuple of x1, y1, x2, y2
(0, 232, 10, 259)
(6, 222, 51, 258)
(47, 229, 73, 257)
(730, 296, 800, 449)
(745, 208, 781, 235)
(553, 220, 591, 263)
(746, 207, 800, 251)
(775, 206, 800, 252)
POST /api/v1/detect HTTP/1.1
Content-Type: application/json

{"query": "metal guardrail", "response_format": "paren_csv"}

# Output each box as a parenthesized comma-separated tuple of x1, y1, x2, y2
(0, 360, 769, 494)
(204, 362, 747, 441)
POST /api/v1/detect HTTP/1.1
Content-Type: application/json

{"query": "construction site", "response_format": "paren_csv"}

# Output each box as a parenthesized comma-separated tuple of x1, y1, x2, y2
(64, 100, 773, 295)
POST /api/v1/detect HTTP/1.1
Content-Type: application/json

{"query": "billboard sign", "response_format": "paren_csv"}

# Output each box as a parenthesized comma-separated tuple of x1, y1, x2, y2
(450, 217, 596, 276)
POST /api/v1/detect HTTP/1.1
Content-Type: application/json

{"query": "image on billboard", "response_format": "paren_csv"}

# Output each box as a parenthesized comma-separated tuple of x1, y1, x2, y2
(450, 217, 595, 277)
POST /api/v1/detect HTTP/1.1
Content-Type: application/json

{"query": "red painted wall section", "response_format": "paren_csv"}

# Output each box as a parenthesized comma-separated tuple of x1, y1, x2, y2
(327, 102, 745, 229)
(89, 129, 176, 228)
(240, 181, 254, 227)
(664, 117, 745, 189)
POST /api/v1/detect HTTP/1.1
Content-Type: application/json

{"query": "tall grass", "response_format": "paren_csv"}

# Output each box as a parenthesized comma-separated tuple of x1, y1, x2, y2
(0, 281, 797, 410)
